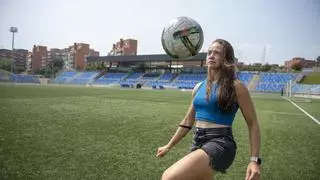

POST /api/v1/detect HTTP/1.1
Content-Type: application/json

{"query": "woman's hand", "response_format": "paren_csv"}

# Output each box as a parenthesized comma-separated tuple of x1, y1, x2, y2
(245, 162, 261, 180)
(156, 145, 170, 157)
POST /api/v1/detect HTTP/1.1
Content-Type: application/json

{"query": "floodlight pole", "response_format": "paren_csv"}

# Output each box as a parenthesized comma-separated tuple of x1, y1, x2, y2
(10, 27, 18, 73)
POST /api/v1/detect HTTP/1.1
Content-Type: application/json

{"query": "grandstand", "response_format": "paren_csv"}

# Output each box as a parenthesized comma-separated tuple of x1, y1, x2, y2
(2, 68, 320, 97)
(237, 72, 254, 86)
(47, 69, 320, 97)
(94, 72, 128, 85)
(54, 71, 77, 84)
(255, 72, 298, 92)
(292, 84, 320, 94)
(68, 71, 99, 85)
(0, 69, 40, 84)
(1, 52, 319, 97)
(47, 70, 259, 90)
(144, 72, 178, 88)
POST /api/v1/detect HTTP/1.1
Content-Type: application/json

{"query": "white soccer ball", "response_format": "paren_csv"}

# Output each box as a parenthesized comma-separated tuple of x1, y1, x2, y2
(161, 16, 204, 59)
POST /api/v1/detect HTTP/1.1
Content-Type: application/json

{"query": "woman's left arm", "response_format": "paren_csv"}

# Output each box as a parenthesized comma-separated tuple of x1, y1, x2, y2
(235, 80, 261, 180)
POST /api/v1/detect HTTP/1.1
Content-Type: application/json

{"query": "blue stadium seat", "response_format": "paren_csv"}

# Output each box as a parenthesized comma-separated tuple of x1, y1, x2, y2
(69, 71, 99, 85)
(94, 72, 128, 85)
(54, 71, 77, 84)
(292, 84, 320, 94)
(170, 72, 254, 89)
(237, 72, 254, 86)
(255, 73, 298, 92)
(144, 73, 178, 88)
(10, 74, 40, 83)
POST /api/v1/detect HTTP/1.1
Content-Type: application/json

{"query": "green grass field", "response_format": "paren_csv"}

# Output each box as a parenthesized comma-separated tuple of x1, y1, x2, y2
(300, 72, 320, 84)
(0, 85, 319, 180)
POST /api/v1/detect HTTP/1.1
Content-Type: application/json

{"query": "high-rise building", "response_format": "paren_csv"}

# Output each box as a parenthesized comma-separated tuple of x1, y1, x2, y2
(69, 43, 89, 70)
(0, 48, 28, 73)
(284, 57, 315, 71)
(46, 48, 64, 67)
(26, 51, 32, 72)
(108, 38, 138, 56)
(27, 43, 100, 72)
(30, 45, 48, 72)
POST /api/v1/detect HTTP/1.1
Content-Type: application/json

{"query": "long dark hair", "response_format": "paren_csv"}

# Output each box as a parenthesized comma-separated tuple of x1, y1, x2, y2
(206, 39, 237, 113)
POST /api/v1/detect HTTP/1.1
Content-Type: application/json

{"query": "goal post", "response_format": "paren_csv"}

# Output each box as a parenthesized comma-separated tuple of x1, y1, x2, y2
(283, 80, 319, 102)
(284, 80, 292, 99)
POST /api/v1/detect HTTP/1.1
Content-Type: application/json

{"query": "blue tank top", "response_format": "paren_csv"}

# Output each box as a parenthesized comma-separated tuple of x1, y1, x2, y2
(193, 80, 239, 126)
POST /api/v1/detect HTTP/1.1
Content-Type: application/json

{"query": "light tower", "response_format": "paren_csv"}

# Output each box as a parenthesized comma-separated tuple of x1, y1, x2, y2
(261, 45, 267, 64)
(10, 27, 18, 73)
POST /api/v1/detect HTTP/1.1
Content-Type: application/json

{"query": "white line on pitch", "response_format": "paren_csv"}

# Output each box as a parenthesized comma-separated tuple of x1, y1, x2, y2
(283, 97, 320, 125)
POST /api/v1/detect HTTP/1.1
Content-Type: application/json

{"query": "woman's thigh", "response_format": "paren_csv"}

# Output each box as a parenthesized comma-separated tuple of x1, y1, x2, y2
(161, 149, 214, 180)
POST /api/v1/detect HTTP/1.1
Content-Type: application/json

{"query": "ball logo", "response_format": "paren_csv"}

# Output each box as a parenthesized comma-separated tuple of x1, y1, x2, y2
(173, 27, 201, 56)
(172, 27, 200, 39)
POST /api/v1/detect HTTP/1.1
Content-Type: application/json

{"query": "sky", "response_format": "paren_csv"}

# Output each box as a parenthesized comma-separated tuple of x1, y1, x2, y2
(0, 0, 319, 65)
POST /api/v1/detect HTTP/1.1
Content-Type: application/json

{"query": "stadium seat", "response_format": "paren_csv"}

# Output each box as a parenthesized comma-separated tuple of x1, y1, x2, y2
(144, 73, 178, 88)
(94, 72, 128, 85)
(54, 71, 77, 84)
(237, 72, 254, 86)
(292, 84, 320, 94)
(10, 74, 40, 84)
(255, 72, 298, 92)
(68, 71, 99, 85)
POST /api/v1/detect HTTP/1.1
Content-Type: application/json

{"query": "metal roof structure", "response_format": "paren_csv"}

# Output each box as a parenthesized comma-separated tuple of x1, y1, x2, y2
(86, 52, 207, 62)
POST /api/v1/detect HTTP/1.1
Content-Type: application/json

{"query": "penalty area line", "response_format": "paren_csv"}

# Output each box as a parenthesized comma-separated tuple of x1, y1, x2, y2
(283, 97, 320, 125)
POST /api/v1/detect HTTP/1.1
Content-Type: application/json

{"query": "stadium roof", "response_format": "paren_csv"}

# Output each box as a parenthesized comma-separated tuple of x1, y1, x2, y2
(86, 52, 207, 62)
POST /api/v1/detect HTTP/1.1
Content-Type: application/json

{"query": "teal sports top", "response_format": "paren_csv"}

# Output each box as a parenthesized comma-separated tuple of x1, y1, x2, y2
(193, 80, 239, 126)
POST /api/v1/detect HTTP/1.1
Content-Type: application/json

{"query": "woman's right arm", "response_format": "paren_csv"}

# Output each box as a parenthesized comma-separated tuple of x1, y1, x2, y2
(156, 83, 201, 157)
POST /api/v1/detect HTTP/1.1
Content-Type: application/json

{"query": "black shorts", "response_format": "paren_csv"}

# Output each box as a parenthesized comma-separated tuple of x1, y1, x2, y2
(189, 127, 237, 173)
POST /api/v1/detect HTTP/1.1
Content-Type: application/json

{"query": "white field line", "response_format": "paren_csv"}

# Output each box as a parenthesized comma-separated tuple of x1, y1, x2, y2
(283, 97, 320, 125)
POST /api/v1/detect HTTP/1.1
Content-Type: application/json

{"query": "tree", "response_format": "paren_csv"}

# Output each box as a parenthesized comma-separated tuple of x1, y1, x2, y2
(85, 64, 96, 71)
(52, 58, 64, 69)
(95, 61, 106, 71)
(317, 56, 320, 66)
(36, 67, 47, 75)
(291, 61, 302, 71)
(134, 63, 147, 72)
(261, 63, 271, 72)
(0, 58, 12, 72)
(46, 58, 64, 77)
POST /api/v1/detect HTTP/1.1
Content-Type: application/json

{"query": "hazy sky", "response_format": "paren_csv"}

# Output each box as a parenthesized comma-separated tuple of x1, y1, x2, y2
(0, 0, 319, 65)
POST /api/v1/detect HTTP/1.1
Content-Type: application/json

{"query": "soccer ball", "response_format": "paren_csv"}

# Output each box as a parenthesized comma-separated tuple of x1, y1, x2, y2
(161, 16, 204, 59)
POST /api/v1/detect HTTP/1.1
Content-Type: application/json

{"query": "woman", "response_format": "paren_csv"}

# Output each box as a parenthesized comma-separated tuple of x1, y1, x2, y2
(156, 39, 261, 180)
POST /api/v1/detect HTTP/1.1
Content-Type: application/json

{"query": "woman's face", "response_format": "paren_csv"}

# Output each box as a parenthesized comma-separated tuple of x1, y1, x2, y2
(206, 42, 224, 69)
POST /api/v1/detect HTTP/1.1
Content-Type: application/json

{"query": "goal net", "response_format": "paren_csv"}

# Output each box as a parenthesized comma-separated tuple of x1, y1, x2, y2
(284, 80, 320, 102)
